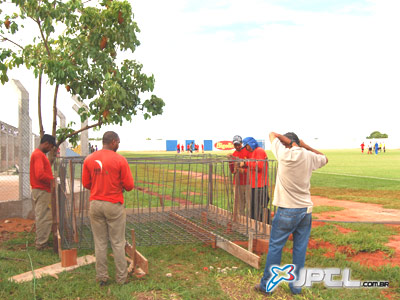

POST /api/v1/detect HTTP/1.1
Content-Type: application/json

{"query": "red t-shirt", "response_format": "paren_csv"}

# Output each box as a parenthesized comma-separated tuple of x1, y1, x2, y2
(30, 148, 54, 193)
(229, 148, 250, 185)
(248, 147, 268, 188)
(82, 149, 134, 204)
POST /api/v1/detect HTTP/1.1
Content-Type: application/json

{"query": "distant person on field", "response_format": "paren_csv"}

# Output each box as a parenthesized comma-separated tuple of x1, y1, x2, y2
(177, 143, 180, 154)
(383, 142, 386, 153)
(30, 134, 56, 250)
(190, 142, 194, 154)
(379, 142, 382, 152)
(368, 141, 372, 154)
(374, 141, 379, 155)
(228, 135, 250, 216)
(83, 131, 134, 286)
(360, 142, 365, 153)
(255, 132, 328, 296)
(201, 144, 204, 153)
(181, 144, 184, 153)
(242, 137, 269, 222)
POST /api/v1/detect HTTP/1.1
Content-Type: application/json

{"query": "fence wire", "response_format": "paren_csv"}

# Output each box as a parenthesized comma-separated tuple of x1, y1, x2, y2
(57, 155, 277, 250)
(0, 120, 39, 205)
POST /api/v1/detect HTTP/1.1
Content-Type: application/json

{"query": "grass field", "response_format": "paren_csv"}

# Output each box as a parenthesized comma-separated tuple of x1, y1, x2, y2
(0, 149, 399, 299)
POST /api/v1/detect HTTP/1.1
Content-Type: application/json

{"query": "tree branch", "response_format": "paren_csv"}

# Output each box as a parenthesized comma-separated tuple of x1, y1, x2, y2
(0, 35, 24, 50)
(38, 71, 44, 138)
(56, 120, 102, 147)
(52, 84, 59, 136)
(35, 18, 52, 57)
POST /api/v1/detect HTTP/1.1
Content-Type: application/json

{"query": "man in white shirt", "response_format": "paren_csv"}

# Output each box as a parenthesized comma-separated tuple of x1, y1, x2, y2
(255, 132, 328, 295)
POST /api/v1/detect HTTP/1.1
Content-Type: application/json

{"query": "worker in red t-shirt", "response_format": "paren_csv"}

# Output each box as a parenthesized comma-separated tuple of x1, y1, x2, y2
(242, 137, 269, 222)
(83, 131, 134, 286)
(177, 143, 180, 154)
(181, 144, 184, 152)
(201, 144, 204, 153)
(228, 135, 250, 217)
(30, 134, 56, 250)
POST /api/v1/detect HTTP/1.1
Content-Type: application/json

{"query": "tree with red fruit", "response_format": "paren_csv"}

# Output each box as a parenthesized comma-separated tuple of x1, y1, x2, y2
(0, 0, 164, 163)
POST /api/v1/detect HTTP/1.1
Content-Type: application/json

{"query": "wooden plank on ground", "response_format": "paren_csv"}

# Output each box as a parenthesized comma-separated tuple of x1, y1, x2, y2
(216, 238, 260, 269)
(169, 212, 260, 269)
(125, 244, 149, 275)
(9, 255, 96, 283)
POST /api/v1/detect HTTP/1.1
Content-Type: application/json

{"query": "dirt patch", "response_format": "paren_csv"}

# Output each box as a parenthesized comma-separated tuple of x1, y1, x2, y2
(0, 218, 34, 243)
(307, 234, 400, 267)
(217, 276, 294, 300)
(350, 251, 400, 268)
(132, 291, 182, 300)
(311, 196, 400, 223)
(169, 170, 225, 180)
(181, 191, 202, 196)
(136, 181, 167, 187)
(381, 290, 399, 300)
(133, 186, 193, 205)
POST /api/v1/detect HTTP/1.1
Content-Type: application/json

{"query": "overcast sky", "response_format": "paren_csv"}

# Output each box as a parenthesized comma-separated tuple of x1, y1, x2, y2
(1, 0, 399, 150)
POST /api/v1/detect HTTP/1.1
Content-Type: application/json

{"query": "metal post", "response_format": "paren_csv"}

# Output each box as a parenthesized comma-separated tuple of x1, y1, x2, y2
(12, 79, 33, 218)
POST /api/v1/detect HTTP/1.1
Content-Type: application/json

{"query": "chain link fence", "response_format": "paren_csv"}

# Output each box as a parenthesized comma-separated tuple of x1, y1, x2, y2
(0, 121, 38, 203)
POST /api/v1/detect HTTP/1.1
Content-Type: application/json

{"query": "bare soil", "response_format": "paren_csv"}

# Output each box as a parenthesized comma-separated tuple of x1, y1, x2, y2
(0, 218, 34, 243)
(309, 196, 400, 267)
(311, 195, 400, 223)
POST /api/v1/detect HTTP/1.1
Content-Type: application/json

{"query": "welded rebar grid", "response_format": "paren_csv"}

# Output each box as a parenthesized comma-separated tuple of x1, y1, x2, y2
(57, 155, 277, 249)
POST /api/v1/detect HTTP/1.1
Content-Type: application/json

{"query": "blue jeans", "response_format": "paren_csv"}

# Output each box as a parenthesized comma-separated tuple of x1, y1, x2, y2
(259, 207, 312, 294)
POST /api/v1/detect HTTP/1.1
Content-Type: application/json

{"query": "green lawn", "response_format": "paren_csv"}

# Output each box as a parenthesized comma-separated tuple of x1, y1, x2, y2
(307, 149, 400, 209)
(1, 149, 399, 299)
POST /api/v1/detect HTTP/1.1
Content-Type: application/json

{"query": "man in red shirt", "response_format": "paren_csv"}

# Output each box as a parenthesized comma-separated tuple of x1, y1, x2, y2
(228, 135, 250, 216)
(30, 134, 56, 250)
(83, 131, 134, 286)
(242, 137, 269, 222)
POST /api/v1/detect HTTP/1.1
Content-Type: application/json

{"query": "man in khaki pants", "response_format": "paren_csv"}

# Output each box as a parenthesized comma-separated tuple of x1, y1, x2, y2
(30, 134, 56, 250)
(83, 131, 134, 286)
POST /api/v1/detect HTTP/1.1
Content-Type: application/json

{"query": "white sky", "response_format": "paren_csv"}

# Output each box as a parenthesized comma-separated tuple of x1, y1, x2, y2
(1, 0, 399, 150)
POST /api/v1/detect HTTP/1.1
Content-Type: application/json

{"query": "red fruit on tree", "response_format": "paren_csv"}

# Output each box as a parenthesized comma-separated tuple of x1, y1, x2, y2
(4, 19, 10, 29)
(118, 11, 124, 24)
(100, 36, 108, 50)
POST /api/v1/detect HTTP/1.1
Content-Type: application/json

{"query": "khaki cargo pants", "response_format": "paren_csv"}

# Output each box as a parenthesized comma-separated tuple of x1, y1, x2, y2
(31, 189, 53, 249)
(89, 200, 127, 284)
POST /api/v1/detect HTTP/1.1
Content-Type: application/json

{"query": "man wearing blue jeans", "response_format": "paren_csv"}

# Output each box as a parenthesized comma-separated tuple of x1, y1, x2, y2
(255, 132, 328, 295)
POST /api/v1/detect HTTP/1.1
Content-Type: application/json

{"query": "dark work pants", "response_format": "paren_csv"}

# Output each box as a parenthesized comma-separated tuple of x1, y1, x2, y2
(251, 186, 270, 223)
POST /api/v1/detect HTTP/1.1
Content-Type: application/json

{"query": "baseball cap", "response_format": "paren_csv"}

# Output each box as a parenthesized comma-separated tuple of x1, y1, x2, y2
(232, 135, 242, 145)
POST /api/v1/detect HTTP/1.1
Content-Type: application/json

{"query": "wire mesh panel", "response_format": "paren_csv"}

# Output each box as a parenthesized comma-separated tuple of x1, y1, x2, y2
(57, 155, 277, 250)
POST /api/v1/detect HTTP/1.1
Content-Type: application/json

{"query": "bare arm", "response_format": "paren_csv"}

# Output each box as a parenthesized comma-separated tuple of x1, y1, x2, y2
(269, 132, 291, 147)
(300, 140, 328, 164)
